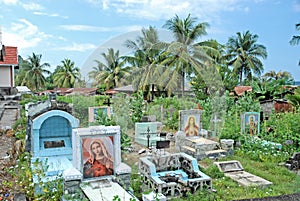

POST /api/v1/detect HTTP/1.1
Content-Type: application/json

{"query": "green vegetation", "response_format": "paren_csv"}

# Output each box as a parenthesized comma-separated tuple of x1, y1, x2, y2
(7, 14, 300, 201)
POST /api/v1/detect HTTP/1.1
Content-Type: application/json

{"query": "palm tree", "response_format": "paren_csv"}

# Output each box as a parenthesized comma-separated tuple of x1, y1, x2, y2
(263, 70, 293, 83)
(290, 23, 300, 66)
(53, 59, 80, 88)
(124, 26, 166, 98)
(290, 23, 300, 46)
(92, 48, 129, 89)
(227, 30, 267, 85)
(21, 53, 51, 91)
(162, 14, 216, 96)
(88, 64, 103, 87)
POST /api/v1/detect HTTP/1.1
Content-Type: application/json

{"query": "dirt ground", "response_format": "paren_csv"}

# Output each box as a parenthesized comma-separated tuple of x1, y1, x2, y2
(0, 129, 18, 200)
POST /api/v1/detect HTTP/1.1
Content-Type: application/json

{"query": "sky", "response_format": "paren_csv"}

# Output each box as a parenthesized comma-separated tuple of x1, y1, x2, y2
(1, 0, 299, 82)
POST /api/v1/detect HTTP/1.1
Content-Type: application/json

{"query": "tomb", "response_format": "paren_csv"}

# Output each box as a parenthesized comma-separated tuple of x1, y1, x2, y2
(182, 137, 227, 160)
(135, 122, 163, 147)
(26, 101, 79, 184)
(88, 106, 113, 123)
(177, 110, 228, 160)
(26, 99, 134, 200)
(285, 152, 300, 170)
(241, 112, 260, 136)
(72, 125, 134, 201)
(139, 152, 212, 199)
(214, 160, 273, 187)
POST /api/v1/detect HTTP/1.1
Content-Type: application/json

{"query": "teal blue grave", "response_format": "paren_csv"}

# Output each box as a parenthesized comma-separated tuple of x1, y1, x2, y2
(30, 110, 79, 183)
(135, 122, 162, 147)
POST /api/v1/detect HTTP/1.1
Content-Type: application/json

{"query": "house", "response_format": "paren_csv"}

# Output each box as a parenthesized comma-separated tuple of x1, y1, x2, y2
(0, 45, 18, 95)
(38, 88, 98, 96)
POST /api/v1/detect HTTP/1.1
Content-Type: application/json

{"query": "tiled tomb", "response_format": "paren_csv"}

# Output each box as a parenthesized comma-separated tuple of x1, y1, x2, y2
(214, 160, 273, 187)
(139, 152, 212, 199)
(180, 136, 228, 160)
(25, 99, 135, 200)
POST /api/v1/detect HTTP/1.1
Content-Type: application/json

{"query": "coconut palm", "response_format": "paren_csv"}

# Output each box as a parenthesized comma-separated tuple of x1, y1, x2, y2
(20, 53, 51, 91)
(88, 64, 103, 87)
(124, 26, 166, 98)
(162, 14, 216, 96)
(227, 30, 267, 85)
(290, 23, 300, 46)
(53, 59, 80, 88)
(290, 23, 300, 66)
(263, 70, 293, 83)
(93, 48, 130, 89)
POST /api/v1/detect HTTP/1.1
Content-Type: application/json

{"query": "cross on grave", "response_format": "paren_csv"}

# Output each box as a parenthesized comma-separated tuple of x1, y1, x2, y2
(103, 97, 112, 106)
(140, 126, 158, 148)
(211, 113, 222, 136)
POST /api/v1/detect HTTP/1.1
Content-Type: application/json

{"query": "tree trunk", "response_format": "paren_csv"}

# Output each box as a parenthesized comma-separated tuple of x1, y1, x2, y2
(182, 71, 185, 97)
(239, 70, 243, 85)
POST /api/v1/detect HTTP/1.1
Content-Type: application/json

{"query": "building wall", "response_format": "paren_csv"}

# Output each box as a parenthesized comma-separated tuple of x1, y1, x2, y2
(0, 67, 12, 87)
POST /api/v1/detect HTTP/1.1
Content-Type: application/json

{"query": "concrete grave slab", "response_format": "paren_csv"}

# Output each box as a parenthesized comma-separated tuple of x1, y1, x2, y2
(214, 160, 273, 187)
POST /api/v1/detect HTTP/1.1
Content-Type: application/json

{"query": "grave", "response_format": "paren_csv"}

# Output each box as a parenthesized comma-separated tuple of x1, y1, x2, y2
(181, 137, 227, 160)
(139, 152, 212, 199)
(26, 99, 134, 200)
(72, 125, 134, 201)
(88, 106, 113, 123)
(285, 152, 300, 170)
(135, 122, 163, 147)
(241, 112, 260, 136)
(214, 160, 273, 187)
(26, 103, 79, 187)
(179, 109, 202, 137)
(177, 109, 228, 160)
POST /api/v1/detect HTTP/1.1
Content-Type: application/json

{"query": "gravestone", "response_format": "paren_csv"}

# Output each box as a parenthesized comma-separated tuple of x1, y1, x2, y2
(88, 106, 113, 123)
(72, 125, 134, 201)
(241, 112, 260, 136)
(214, 160, 273, 187)
(135, 122, 162, 147)
(179, 109, 202, 137)
(285, 152, 300, 170)
(175, 131, 185, 152)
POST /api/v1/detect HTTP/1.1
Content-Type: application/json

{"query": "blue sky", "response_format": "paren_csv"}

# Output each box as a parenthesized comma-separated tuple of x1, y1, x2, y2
(1, 0, 299, 82)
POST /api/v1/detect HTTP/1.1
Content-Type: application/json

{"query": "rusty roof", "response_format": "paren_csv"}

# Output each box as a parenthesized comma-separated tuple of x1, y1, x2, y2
(234, 86, 252, 96)
(0, 46, 18, 65)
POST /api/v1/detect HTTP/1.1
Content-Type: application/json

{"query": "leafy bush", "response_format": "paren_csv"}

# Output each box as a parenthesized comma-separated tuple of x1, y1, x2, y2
(236, 136, 290, 163)
(6, 152, 63, 200)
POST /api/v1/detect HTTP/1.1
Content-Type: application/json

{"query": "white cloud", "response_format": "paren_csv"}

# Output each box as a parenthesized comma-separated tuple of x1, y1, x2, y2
(1, 0, 18, 5)
(2, 19, 51, 51)
(60, 24, 142, 32)
(89, 0, 246, 22)
(33, 11, 68, 18)
(56, 42, 97, 52)
(22, 2, 44, 10)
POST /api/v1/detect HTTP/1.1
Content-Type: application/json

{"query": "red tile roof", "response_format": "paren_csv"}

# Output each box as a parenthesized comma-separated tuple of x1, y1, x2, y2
(234, 86, 252, 96)
(0, 46, 18, 65)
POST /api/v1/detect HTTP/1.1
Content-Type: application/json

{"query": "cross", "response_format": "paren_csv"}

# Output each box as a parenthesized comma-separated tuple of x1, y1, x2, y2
(140, 126, 158, 148)
(211, 113, 222, 136)
(103, 97, 112, 106)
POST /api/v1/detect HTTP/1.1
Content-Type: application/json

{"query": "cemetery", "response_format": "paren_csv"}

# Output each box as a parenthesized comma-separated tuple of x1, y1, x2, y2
(0, 92, 299, 201)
